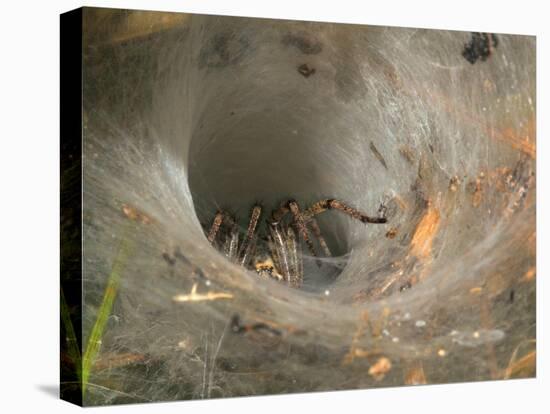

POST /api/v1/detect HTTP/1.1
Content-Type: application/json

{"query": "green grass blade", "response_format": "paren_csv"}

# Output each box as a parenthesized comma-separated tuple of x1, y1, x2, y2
(81, 234, 133, 397)
(60, 287, 82, 382)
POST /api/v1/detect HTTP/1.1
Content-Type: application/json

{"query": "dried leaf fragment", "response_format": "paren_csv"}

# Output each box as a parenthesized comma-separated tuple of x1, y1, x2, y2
(368, 357, 392, 381)
(173, 283, 234, 302)
(122, 203, 153, 224)
(410, 201, 440, 259)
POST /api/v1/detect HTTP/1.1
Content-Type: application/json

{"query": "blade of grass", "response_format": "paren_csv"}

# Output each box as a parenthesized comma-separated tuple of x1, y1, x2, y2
(81, 233, 134, 397)
(60, 287, 82, 382)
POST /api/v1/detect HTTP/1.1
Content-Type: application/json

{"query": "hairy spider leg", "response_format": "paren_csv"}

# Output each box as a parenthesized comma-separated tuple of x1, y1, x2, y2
(207, 211, 238, 246)
(239, 204, 262, 266)
(296, 231, 304, 285)
(243, 237, 257, 268)
(308, 217, 332, 257)
(303, 199, 387, 224)
(285, 226, 303, 287)
(207, 211, 224, 243)
(288, 201, 322, 267)
(273, 201, 330, 258)
(223, 224, 240, 262)
(271, 201, 289, 224)
(267, 234, 283, 278)
(269, 222, 292, 281)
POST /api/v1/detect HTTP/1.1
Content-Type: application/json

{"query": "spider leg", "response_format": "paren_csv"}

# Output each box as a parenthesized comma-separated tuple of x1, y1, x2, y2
(304, 199, 387, 224)
(207, 211, 224, 243)
(285, 226, 303, 287)
(239, 204, 262, 266)
(223, 224, 240, 262)
(296, 232, 304, 286)
(270, 201, 290, 224)
(267, 234, 283, 279)
(269, 222, 292, 281)
(242, 237, 257, 268)
(288, 200, 320, 267)
(308, 217, 332, 257)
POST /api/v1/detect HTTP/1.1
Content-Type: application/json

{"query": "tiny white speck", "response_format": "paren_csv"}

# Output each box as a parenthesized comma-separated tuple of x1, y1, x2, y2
(382, 329, 390, 336)
(324, 290, 330, 296)
(450, 330, 459, 336)
(415, 320, 426, 328)
(403, 312, 411, 320)
(473, 331, 480, 338)
(482, 107, 487, 111)
(205, 280, 211, 286)
(392, 337, 399, 343)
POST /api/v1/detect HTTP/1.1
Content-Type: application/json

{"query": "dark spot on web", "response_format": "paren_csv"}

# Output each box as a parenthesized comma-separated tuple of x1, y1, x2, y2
(298, 63, 316, 78)
(462, 33, 499, 64)
(282, 31, 323, 55)
(199, 31, 250, 69)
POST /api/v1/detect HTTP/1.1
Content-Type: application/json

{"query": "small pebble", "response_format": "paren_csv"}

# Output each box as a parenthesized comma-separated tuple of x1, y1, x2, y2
(415, 320, 426, 328)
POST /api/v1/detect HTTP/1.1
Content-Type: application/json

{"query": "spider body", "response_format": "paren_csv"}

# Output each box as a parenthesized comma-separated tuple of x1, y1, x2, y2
(253, 255, 283, 281)
(206, 198, 386, 288)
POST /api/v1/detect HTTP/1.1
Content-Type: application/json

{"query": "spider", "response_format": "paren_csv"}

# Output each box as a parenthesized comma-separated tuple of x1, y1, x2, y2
(205, 198, 387, 288)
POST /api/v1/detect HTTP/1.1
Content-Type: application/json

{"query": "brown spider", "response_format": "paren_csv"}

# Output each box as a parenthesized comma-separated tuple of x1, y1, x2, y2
(206, 199, 387, 288)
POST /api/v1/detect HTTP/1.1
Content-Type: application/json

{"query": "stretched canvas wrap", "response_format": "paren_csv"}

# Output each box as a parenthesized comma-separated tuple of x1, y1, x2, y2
(60, 7, 536, 406)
